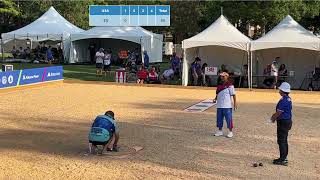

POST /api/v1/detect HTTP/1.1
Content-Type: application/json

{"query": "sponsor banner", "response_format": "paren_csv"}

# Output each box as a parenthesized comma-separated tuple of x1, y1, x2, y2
(44, 66, 63, 82)
(19, 67, 45, 85)
(0, 70, 20, 88)
(0, 66, 63, 89)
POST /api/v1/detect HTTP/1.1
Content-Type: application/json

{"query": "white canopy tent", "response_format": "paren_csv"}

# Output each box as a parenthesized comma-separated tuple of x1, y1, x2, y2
(1, 6, 84, 61)
(251, 15, 320, 89)
(182, 15, 251, 86)
(69, 26, 163, 63)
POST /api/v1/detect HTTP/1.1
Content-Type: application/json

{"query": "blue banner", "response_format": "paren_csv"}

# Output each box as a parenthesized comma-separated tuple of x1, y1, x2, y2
(0, 66, 63, 89)
(44, 66, 63, 82)
(0, 70, 20, 89)
(19, 67, 44, 85)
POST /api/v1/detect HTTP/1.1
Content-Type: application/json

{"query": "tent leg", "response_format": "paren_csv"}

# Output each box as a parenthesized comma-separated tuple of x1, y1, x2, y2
(250, 51, 253, 90)
(1, 39, 4, 62)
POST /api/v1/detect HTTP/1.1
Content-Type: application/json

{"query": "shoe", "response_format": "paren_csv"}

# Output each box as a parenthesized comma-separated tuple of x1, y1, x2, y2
(273, 159, 288, 166)
(226, 131, 233, 138)
(214, 131, 223, 136)
(273, 158, 281, 163)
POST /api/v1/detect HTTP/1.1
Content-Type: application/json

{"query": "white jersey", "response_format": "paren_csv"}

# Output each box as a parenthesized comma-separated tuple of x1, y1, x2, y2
(95, 52, 104, 64)
(216, 85, 236, 108)
(104, 53, 111, 65)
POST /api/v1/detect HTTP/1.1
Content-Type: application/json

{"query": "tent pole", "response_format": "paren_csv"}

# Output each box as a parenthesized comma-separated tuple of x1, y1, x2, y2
(182, 47, 188, 86)
(1, 39, 4, 62)
(250, 50, 253, 90)
(247, 49, 250, 90)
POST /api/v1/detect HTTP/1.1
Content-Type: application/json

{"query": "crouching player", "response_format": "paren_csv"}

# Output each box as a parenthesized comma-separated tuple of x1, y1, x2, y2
(88, 111, 119, 154)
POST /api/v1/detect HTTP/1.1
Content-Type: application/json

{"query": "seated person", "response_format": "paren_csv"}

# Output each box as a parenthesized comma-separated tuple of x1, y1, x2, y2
(17, 47, 25, 59)
(11, 46, 17, 58)
(262, 64, 274, 88)
(88, 111, 119, 154)
(161, 68, 174, 81)
(148, 66, 160, 84)
(24, 47, 31, 59)
(136, 66, 148, 84)
(277, 64, 288, 86)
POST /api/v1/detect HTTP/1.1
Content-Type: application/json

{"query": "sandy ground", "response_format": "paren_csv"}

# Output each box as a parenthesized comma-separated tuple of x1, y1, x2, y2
(0, 81, 319, 180)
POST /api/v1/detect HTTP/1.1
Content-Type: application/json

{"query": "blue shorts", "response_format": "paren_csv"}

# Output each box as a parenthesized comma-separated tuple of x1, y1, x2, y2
(217, 108, 233, 129)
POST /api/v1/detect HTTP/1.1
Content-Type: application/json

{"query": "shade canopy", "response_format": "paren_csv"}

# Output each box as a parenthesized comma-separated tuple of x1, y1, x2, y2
(1, 6, 84, 43)
(69, 26, 163, 63)
(251, 15, 320, 51)
(182, 15, 251, 51)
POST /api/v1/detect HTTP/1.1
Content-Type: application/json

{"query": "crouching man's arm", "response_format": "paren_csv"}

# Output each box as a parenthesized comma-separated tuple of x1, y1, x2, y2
(113, 131, 119, 148)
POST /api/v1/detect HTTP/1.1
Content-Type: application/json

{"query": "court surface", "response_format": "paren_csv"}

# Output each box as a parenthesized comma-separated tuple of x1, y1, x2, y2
(0, 82, 319, 179)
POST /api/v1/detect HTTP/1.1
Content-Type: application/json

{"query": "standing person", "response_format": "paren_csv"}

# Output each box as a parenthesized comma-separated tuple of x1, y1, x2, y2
(171, 52, 181, 79)
(88, 111, 120, 154)
(143, 50, 149, 69)
(95, 48, 104, 76)
(191, 58, 202, 86)
(271, 57, 279, 88)
(88, 42, 96, 64)
(46, 46, 54, 65)
(103, 49, 112, 76)
(270, 82, 292, 166)
(213, 71, 237, 138)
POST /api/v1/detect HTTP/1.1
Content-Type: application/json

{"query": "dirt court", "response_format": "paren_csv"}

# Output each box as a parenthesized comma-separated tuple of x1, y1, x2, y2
(0, 81, 319, 180)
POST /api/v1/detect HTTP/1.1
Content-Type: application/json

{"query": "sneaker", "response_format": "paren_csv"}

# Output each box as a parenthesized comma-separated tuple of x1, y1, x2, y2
(214, 131, 224, 136)
(273, 159, 288, 166)
(226, 132, 234, 138)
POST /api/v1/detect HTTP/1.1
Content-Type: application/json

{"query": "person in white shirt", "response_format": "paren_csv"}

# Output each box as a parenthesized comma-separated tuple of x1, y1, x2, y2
(213, 71, 237, 138)
(271, 57, 279, 88)
(103, 49, 112, 76)
(95, 48, 105, 76)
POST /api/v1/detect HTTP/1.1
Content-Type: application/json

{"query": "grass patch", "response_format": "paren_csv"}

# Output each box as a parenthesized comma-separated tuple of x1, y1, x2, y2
(0, 62, 181, 85)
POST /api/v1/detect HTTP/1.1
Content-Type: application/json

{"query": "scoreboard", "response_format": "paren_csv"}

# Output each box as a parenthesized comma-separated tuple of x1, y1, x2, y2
(89, 5, 170, 26)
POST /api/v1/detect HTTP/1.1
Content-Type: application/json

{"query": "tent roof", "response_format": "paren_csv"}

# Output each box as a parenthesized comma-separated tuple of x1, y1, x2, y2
(70, 26, 160, 42)
(182, 15, 251, 51)
(251, 15, 320, 51)
(1, 6, 84, 42)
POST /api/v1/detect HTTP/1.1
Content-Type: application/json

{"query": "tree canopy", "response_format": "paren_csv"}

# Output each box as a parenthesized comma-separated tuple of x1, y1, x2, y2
(0, 0, 319, 43)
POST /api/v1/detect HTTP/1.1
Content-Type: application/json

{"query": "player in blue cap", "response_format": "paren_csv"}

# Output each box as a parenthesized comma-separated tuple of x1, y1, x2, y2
(88, 111, 120, 154)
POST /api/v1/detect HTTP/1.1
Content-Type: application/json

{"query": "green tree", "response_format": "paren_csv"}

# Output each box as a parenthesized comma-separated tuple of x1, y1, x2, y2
(0, 0, 20, 33)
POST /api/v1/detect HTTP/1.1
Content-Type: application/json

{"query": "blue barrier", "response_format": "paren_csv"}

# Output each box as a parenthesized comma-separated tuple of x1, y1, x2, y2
(0, 66, 63, 89)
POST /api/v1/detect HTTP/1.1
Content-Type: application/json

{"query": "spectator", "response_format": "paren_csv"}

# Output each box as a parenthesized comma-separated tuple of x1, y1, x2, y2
(18, 47, 25, 59)
(271, 58, 279, 88)
(278, 64, 288, 76)
(34, 45, 41, 61)
(136, 66, 148, 84)
(278, 64, 288, 86)
(46, 46, 54, 65)
(201, 63, 211, 86)
(103, 49, 112, 76)
(134, 48, 141, 65)
(95, 48, 104, 76)
(11, 46, 17, 58)
(161, 68, 174, 82)
(25, 47, 31, 59)
(263, 64, 274, 88)
(171, 52, 181, 79)
(143, 50, 149, 69)
(88, 42, 96, 64)
(191, 57, 203, 86)
(240, 64, 248, 88)
(148, 66, 160, 84)
(57, 45, 63, 63)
